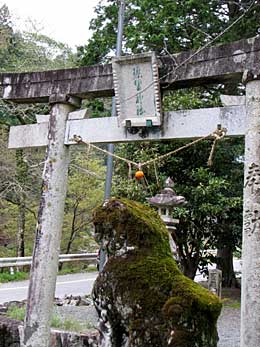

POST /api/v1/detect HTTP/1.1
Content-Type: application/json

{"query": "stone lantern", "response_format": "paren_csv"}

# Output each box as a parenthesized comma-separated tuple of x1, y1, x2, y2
(147, 177, 187, 258)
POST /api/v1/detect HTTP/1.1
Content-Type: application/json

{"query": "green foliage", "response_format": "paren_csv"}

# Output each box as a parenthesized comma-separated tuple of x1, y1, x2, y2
(112, 176, 153, 203)
(61, 151, 105, 254)
(163, 88, 221, 112)
(112, 141, 168, 202)
(224, 300, 240, 309)
(84, 98, 112, 119)
(0, 5, 79, 258)
(6, 305, 94, 332)
(0, 5, 75, 73)
(0, 264, 97, 283)
(111, 136, 244, 278)
(221, 287, 241, 308)
(172, 166, 242, 277)
(0, 271, 29, 283)
(51, 314, 94, 332)
(78, 1, 260, 65)
(6, 305, 25, 321)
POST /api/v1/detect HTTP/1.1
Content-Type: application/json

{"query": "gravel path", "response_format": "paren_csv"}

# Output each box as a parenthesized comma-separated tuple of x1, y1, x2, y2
(218, 306, 240, 347)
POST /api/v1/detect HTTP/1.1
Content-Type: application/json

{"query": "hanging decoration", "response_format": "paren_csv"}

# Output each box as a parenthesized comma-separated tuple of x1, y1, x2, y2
(72, 126, 227, 179)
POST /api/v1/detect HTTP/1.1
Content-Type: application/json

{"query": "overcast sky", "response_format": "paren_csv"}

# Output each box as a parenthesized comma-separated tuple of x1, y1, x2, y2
(1, 0, 100, 48)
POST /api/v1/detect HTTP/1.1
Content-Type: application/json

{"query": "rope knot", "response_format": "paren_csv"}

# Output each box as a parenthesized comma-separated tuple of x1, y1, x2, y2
(207, 126, 227, 166)
(212, 127, 227, 140)
(72, 135, 83, 143)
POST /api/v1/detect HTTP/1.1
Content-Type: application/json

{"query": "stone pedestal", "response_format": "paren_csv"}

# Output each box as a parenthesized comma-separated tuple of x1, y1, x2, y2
(208, 269, 222, 297)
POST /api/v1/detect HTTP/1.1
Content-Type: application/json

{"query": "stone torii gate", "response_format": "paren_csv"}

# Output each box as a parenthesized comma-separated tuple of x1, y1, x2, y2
(1, 35, 260, 347)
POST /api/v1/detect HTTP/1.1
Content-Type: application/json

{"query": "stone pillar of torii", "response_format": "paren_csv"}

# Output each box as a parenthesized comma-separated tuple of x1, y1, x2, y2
(20, 95, 81, 346)
(241, 74, 260, 346)
(1, 36, 260, 347)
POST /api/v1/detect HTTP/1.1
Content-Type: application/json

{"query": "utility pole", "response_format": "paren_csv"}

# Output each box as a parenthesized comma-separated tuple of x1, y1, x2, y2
(100, 0, 125, 272)
(104, 0, 125, 200)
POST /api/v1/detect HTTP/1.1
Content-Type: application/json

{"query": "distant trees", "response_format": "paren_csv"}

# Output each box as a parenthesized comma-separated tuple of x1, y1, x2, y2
(61, 152, 105, 257)
(0, 4, 104, 258)
(0, 4, 75, 73)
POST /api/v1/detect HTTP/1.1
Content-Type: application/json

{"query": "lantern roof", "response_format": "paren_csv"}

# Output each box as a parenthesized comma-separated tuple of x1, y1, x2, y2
(147, 177, 187, 208)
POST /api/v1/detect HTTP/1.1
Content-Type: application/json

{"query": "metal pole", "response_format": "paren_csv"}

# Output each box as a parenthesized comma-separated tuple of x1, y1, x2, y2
(104, 0, 125, 200)
(100, 0, 125, 272)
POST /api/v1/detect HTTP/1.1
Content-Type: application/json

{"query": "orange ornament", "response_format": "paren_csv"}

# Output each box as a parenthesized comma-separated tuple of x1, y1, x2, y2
(135, 170, 145, 180)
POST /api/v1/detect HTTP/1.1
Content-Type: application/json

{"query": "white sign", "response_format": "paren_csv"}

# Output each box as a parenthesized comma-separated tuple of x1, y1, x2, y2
(112, 52, 161, 127)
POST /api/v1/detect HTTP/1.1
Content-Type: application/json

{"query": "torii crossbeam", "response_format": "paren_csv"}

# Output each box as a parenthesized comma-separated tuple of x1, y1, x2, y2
(1, 35, 260, 347)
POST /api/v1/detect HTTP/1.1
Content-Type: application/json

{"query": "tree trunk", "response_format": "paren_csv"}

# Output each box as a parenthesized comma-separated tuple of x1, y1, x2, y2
(216, 247, 237, 288)
(181, 254, 199, 280)
(65, 203, 78, 255)
(183, 263, 197, 280)
(17, 199, 25, 257)
(15, 149, 28, 258)
(58, 202, 78, 271)
(227, 1, 240, 19)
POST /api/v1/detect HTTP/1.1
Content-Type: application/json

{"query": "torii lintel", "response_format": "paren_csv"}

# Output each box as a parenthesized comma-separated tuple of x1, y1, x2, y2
(1, 35, 260, 103)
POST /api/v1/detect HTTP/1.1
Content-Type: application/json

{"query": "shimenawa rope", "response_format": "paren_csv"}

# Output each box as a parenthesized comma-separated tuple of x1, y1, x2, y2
(72, 126, 227, 171)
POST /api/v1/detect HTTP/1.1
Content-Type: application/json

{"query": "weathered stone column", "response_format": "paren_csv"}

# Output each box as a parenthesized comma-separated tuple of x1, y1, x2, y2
(241, 77, 260, 347)
(20, 94, 81, 347)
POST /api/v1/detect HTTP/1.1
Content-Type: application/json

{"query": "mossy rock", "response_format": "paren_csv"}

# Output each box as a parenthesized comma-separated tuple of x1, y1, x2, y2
(92, 198, 222, 347)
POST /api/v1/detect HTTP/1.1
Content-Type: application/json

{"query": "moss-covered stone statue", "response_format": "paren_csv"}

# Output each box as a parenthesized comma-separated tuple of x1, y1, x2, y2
(92, 198, 222, 347)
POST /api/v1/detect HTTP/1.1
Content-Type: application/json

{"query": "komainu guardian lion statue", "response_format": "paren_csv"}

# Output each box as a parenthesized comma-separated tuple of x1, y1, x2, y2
(92, 198, 221, 347)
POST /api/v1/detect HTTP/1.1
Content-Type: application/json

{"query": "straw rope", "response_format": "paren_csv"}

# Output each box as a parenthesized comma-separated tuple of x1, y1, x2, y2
(72, 126, 227, 170)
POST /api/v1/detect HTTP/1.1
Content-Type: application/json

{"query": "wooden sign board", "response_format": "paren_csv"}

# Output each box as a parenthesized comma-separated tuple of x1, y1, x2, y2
(112, 52, 161, 128)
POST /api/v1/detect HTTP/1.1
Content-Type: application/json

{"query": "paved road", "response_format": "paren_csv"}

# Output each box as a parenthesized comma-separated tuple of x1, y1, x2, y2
(0, 259, 242, 303)
(0, 272, 98, 303)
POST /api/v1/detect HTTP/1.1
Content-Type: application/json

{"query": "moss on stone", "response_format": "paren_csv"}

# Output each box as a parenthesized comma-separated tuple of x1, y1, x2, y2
(93, 198, 171, 257)
(93, 198, 222, 347)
